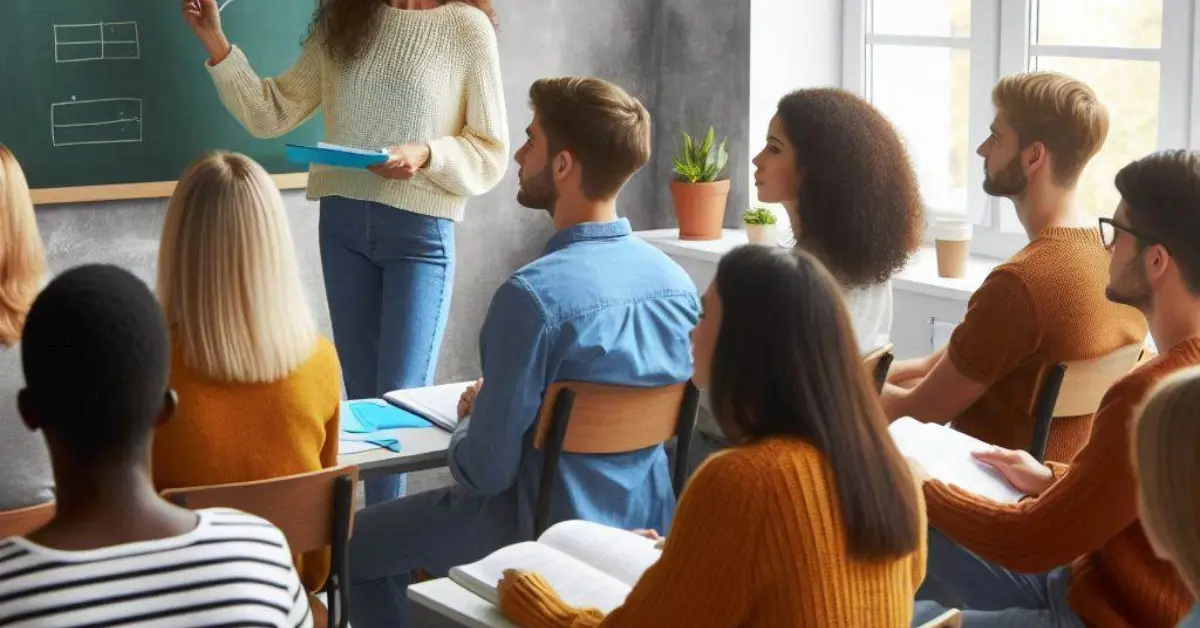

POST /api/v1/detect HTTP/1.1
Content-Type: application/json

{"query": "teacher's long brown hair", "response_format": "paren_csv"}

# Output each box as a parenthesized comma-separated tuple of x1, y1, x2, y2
(708, 246, 921, 559)
(311, 0, 497, 63)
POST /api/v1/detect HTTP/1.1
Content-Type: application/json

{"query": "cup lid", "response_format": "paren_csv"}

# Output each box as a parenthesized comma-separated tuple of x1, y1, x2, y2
(932, 217, 972, 240)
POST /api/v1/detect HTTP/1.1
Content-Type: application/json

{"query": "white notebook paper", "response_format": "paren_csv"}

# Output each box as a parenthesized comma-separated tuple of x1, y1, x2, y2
(449, 520, 661, 614)
(889, 417, 1027, 504)
(383, 381, 473, 432)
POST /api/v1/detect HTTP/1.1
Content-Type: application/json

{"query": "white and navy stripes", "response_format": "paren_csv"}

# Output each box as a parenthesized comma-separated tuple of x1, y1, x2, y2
(0, 508, 311, 627)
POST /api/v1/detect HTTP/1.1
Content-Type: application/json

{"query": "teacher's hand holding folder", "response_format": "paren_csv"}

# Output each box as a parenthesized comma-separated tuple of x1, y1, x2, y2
(369, 143, 432, 180)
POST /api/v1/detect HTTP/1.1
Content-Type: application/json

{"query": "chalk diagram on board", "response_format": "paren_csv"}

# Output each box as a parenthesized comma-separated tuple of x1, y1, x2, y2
(50, 20, 143, 147)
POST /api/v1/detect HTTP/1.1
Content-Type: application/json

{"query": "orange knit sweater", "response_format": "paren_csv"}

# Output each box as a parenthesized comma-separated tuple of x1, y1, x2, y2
(152, 336, 342, 591)
(499, 437, 927, 627)
(946, 227, 1146, 462)
(925, 337, 1200, 627)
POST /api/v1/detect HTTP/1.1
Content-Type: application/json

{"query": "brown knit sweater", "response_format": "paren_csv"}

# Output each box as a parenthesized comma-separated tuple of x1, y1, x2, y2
(925, 337, 1200, 628)
(947, 227, 1147, 461)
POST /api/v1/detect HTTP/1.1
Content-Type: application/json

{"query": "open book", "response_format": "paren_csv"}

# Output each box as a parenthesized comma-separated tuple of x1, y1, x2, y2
(450, 520, 661, 614)
(384, 381, 473, 432)
(889, 417, 1027, 504)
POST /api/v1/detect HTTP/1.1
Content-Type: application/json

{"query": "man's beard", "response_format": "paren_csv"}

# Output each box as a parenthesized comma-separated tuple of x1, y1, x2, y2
(1106, 251, 1153, 311)
(516, 165, 558, 214)
(982, 154, 1028, 197)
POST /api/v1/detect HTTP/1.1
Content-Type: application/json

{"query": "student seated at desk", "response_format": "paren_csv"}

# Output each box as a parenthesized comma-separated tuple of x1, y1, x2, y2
(498, 246, 927, 627)
(0, 145, 53, 511)
(0, 265, 311, 626)
(347, 77, 699, 628)
(910, 150, 1200, 628)
(883, 71, 1146, 462)
(1135, 367, 1200, 628)
(150, 152, 341, 592)
(753, 88, 924, 352)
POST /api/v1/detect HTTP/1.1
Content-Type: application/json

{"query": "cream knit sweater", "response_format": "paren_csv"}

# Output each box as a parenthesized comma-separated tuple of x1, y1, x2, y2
(207, 3, 508, 222)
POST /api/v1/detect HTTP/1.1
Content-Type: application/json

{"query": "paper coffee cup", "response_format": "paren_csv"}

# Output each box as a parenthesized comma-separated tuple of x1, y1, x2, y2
(932, 218, 972, 279)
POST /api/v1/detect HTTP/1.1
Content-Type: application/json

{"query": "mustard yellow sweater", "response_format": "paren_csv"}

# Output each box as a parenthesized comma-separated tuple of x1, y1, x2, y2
(206, 2, 509, 220)
(500, 437, 927, 627)
(152, 336, 342, 591)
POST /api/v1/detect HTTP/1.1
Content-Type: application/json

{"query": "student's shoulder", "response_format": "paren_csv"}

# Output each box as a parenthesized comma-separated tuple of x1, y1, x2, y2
(690, 438, 824, 498)
(442, 2, 496, 43)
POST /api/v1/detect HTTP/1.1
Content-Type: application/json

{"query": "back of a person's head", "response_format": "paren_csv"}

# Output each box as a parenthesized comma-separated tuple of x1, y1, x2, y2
(158, 151, 316, 384)
(775, 88, 923, 288)
(707, 245, 920, 560)
(528, 77, 651, 200)
(1115, 149, 1200, 297)
(22, 264, 170, 467)
(1135, 367, 1200, 597)
(0, 144, 47, 347)
(992, 71, 1109, 188)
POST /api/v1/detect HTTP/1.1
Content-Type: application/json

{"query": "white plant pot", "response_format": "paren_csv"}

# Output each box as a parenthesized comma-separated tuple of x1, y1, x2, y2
(744, 223, 778, 246)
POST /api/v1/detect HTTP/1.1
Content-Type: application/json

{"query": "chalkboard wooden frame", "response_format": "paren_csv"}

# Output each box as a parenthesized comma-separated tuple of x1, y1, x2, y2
(30, 174, 308, 206)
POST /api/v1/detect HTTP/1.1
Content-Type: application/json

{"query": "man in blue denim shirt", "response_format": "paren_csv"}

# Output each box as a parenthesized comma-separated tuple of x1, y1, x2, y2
(348, 77, 699, 628)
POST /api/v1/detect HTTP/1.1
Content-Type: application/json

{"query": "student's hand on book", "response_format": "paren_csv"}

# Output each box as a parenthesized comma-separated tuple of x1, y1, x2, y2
(370, 143, 431, 180)
(972, 446, 1054, 496)
(457, 378, 483, 420)
(182, 0, 231, 64)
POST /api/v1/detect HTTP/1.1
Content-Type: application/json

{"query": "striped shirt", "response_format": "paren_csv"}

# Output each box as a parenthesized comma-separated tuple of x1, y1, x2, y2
(0, 508, 312, 627)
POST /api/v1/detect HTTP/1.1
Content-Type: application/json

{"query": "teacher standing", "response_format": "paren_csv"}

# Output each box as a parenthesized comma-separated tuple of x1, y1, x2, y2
(182, 0, 508, 505)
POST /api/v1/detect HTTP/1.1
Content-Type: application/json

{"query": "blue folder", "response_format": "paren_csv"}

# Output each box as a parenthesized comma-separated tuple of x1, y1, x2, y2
(286, 142, 389, 169)
(342, 399, 432, 433)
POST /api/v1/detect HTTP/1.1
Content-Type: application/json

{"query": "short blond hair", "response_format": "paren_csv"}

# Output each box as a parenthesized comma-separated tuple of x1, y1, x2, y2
(529, 77, 651, 199)
(0, 145, 46, 347)
(158, 152, 315, 383)
(1134, 367, 1200, 598)
(993, 71, 1109, 187)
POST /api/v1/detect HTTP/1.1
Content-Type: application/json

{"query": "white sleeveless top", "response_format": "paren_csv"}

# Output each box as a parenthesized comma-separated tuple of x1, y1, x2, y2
(843, 280, 894, 354)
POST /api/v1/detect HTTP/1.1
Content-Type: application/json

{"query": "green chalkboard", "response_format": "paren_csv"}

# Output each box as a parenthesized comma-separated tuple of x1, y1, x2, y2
(0, 0, 321, 196)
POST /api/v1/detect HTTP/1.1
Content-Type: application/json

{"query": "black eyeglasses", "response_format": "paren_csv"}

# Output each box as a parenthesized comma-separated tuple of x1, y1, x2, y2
(1098, 217, 1157, 250)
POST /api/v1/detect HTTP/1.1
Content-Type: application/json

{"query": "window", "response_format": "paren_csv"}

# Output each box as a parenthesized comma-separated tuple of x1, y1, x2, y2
(845, 0, 1193, 258)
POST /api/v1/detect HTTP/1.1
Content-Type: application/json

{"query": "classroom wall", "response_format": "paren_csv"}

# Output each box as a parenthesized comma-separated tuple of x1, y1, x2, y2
(33, 0, 754, 384)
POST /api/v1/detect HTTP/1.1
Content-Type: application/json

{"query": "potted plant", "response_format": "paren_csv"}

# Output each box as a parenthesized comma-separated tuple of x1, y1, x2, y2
(670, 127, 730, 241)
(742, 206, 779, 245)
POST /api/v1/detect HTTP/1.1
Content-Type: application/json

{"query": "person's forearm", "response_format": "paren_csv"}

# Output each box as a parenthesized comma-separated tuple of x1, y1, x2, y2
(200, 32, 231, 64)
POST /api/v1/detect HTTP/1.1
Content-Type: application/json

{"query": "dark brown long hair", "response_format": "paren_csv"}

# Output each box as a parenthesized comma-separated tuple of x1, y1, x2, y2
(310, 0, 498, 63)
(776, 89, 923, 288)
(708, 245, 921, 559)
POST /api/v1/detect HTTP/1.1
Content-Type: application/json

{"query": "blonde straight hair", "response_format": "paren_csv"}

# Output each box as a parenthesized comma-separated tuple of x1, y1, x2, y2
(1134, 366, 1200, 598)
(0, 145, 47, 347)
(158, 152, 316, 383)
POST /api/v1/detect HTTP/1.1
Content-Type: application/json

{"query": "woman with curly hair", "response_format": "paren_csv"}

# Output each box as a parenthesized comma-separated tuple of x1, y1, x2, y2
(753, 88, 923, 353)
(182, 0, 508, 505)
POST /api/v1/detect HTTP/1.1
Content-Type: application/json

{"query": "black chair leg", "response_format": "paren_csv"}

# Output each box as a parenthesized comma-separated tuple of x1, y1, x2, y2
(534, 389, 575, 538)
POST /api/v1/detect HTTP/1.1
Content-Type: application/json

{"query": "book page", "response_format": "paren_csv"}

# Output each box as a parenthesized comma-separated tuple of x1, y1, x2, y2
(537, 520, 661, 588)
(384, 381, 471, 432)
(889, 417, 1026, 504)
(449, 541, 632, 614)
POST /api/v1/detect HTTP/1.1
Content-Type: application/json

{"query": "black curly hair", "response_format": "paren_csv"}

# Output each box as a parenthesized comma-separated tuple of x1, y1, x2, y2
(776, 88, 924, 288)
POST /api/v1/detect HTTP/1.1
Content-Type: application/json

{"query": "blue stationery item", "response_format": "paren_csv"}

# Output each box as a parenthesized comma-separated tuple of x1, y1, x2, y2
(285, 142, 389, 169)
(343, 399, 432, 433)
(366, 438, 402, 453)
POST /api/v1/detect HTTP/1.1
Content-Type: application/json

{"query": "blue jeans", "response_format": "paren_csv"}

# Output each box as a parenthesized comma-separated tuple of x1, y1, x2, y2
(319, 197, 455, 504)
(913, 527, 1087, 627)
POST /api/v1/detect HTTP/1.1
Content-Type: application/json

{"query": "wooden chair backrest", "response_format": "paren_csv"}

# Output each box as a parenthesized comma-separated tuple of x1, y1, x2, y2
(1051, 343, 1145, 417)
(0, 501, 55, 538)
(161, 465, 359, 554)
(916, 608, 962, 628)
(533, 381, 687, 454)
(863, 343, 896, 392)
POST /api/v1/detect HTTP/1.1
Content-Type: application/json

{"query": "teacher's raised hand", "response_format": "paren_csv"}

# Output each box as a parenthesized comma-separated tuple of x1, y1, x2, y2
(369, 143, 431, 180)
(182, 0, 232, 65)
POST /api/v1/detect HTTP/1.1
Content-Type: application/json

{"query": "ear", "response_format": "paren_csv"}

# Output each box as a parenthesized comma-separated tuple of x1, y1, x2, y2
(1024, 141, 1048, 173)
(1143, 244, 1171, 284)
(17, 389, 38, 432)
(553, 150, 575, 182)
(156, 389, 178, 427)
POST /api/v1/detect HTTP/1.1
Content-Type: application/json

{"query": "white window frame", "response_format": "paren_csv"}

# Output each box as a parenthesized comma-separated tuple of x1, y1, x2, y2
(844, 0, 1197, 260)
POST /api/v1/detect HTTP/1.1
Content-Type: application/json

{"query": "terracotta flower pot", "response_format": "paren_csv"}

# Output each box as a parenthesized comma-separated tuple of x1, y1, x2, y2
(744, 223, 779, 246)
(671, 179, 730, 241)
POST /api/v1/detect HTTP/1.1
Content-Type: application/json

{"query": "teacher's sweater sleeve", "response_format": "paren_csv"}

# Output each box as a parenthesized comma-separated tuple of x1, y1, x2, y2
(206, 41, 323, 139)
(421, 13, 509, 198)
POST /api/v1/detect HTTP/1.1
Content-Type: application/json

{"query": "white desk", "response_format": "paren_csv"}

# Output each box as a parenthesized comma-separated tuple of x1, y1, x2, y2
(408, 578, 515, 628)
(337, 426, 452, 479)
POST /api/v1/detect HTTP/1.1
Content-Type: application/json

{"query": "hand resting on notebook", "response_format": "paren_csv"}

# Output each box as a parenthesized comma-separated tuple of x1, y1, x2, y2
(971, 446, 1055, 496)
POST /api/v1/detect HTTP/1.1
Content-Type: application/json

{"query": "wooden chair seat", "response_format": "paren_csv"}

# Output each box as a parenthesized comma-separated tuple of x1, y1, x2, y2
(0, 501, 55, 538)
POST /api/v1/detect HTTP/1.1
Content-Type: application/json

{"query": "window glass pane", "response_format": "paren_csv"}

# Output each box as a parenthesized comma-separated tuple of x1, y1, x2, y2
(870, 45, 970, 212)
(1033, 56, 1160, 216)
(872, 0, 970, 38)
(1034, 0, 1161, 48)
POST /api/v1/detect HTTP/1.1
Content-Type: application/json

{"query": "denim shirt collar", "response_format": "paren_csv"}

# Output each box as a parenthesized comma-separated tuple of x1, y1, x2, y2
(544, 218, 632, 255)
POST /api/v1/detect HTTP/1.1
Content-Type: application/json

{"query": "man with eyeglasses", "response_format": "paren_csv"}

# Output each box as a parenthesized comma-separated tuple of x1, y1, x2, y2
(910, 149, 1200, 627)
(882, 71, 1147, 464)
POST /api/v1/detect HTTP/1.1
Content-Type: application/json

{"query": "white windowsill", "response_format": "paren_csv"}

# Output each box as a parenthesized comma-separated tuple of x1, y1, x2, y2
(635, 228, 1003, 302)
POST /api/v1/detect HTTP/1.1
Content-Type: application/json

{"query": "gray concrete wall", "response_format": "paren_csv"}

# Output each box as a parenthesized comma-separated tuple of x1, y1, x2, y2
(33, 0, 753, 385)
